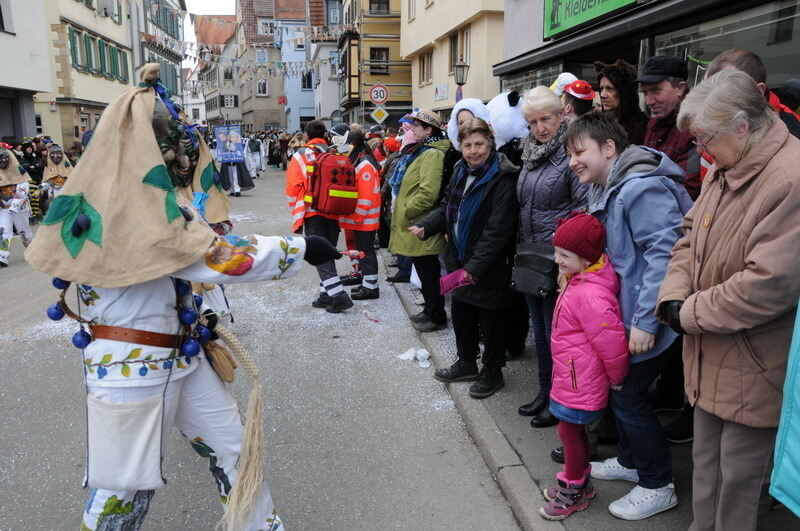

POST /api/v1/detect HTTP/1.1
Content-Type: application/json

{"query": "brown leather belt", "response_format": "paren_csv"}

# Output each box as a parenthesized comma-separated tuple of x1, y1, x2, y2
(90, 325, 185, 349)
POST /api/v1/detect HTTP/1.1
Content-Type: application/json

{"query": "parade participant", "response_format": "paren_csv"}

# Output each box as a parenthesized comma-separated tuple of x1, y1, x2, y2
(246, 134, 263, 179)
(339, 129, 382, 300)
(41, 143, 73, 199)
(0, 148, 32, 267)
(25, 64, 342, 531)
(286, 120, 354, 313)
(539, 213, 629, 520)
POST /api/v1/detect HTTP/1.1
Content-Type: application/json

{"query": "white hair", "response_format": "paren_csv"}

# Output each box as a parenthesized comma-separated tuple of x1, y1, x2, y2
(521, 86, 562, 120)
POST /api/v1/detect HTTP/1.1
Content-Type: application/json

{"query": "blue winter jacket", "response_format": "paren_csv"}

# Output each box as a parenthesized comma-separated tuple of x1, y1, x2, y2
(589, 146, 693, 363)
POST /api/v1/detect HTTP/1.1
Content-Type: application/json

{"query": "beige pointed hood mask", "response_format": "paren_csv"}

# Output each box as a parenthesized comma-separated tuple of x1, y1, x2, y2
(0, 148, 29, 187)
(42, 144, 73, 184)
(25, 64, 216, 288)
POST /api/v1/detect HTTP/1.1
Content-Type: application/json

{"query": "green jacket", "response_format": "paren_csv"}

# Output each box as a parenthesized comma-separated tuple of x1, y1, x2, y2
(389, 139, 449, 256)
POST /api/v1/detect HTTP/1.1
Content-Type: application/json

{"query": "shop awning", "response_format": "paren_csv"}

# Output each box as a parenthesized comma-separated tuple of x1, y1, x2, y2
(493, 0, 754, 77)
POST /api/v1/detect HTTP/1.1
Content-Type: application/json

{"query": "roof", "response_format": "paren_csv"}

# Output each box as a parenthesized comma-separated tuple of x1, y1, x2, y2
(274, 0, 305, 20)
(193, 15, 237, 45)
(252, 0, 275, 17)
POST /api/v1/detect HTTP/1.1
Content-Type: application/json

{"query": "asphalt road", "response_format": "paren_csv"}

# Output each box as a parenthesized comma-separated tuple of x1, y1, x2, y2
(0, 166, 520, 530)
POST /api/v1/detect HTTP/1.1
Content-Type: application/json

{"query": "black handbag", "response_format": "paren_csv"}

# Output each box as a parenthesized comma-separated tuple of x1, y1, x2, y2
(510, 241, 558, 297)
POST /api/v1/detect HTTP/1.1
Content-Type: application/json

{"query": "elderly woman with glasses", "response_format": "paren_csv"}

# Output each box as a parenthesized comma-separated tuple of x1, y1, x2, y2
(515, 86, 589, 428)
(657, 69, 800, 531)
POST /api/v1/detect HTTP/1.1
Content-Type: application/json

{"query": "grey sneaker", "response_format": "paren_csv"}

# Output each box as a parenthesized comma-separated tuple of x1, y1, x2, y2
(608, 483, 678, 520)
(590, 457, 639, 483)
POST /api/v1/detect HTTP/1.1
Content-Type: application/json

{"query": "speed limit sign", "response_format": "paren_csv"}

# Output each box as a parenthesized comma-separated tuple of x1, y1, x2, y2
(368, 84, 390, 105)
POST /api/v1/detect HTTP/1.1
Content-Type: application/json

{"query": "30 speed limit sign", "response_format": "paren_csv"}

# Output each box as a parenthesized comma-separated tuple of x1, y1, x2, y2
(368, 84, 390, 105)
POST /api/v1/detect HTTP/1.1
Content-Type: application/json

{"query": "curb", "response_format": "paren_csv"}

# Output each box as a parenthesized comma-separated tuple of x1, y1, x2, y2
(380, 251, 565, 531)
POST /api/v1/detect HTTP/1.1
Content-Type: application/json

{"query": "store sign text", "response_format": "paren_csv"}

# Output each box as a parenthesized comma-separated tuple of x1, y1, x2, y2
(544, 0, 637, 39)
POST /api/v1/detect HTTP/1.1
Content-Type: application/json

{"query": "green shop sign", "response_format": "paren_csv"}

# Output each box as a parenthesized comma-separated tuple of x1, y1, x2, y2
(544, 0, 637, 39)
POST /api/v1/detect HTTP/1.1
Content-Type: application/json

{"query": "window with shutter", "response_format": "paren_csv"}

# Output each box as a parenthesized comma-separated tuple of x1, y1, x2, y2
(68, 27, 78, 68)
(233, 95, 238, 107)
(98, 41, 107, 75)
(119, 50, 129, 82)
(110, 46, 119, 79)
(83, 34, 93, 70)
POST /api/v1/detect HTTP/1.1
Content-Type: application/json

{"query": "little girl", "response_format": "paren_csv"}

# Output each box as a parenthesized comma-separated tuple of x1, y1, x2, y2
(539, 213, 629, 520)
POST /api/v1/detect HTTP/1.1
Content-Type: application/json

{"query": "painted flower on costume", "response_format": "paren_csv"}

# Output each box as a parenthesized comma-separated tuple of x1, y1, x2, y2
(275, 236, 301, 279)
(205, 235, 258, 275)
(84, 348, 194, 379)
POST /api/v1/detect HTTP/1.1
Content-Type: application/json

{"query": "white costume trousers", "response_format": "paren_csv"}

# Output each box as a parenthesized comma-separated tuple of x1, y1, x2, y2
(82, 358, 284, 531)
(0, 209, 32, 264)
(230, 166, 241, 194)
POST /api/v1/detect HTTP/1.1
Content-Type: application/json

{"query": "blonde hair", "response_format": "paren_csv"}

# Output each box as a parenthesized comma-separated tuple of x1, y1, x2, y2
(521, 86, 562, 120)
(677, 69, 773, 138)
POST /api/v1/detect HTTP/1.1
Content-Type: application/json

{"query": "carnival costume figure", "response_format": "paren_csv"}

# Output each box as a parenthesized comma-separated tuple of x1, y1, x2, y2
(0, 148, 33, 267)
(25, 64, 342, 531)
(41, 143, 72, 200)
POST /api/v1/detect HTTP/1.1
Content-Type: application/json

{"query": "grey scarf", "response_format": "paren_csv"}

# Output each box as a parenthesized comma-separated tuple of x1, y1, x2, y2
(520, 120, 569, 170)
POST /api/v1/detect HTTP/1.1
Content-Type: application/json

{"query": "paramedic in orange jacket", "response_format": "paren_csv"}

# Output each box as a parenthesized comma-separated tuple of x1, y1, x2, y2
(339, 129, 382, 300)
(285, 120, 353, 313)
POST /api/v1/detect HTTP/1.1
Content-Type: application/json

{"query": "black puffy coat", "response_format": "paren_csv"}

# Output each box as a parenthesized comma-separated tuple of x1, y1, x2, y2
(419, 153, 519, 310)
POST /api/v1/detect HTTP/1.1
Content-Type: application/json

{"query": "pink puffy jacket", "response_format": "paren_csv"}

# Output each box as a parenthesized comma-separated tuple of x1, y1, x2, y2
(550, 256, 629, 412)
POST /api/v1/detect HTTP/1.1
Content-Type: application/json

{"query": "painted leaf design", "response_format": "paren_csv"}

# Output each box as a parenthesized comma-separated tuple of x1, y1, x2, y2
(177, 359, 186, 369)
(289, 247, 300, 254)
(142, 165, 174, 192)
(165, 189, 181, 223)
(144, 354, 152, 361)
(200, 162, 215, 192)
(100, 354, 113, 364)
(84, 358, 93, 366)
(279, 239, 288, 252)
(43, 193, 104, 258)
(121, 364, 131, 377)
(125, 348, 142, 360)
(86, 366, 95, 374)
(148, 363, 159, 370)
(42, 195, 77, 225)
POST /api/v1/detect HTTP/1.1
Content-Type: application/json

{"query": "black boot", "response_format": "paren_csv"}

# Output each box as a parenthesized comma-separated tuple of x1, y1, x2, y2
(312, 293, 332, 308)
(326, 293, 354, 313)
(518, 393, 548, 416)
(433, 359, 479, 383)
(469, 367, 504, 399)
(340, 272, 363, 286)
(531, 399, 558, 427)
(351, 286, 379, 300)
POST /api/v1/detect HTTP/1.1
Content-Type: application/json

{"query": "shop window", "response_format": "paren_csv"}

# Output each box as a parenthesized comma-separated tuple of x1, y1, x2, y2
(654, 1, 800, 88)
(370, 47, 389, 75)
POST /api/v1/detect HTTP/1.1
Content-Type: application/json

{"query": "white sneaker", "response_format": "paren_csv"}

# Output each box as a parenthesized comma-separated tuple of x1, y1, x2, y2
(590, 457, 639, 482)
(608, 484, 678, 520)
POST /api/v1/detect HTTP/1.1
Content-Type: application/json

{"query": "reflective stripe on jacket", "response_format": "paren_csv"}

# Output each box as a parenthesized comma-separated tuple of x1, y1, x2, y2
(339, 155, 381, 231)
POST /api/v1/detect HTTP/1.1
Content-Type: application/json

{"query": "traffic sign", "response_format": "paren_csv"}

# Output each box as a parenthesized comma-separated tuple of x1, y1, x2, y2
(368, 84, 390, 105)
(370, 106, 389, 124)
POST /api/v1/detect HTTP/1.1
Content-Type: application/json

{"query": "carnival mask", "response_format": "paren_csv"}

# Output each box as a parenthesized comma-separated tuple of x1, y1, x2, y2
(49, 146, 64, 166)
(0, 150, 9, 169)
(152, 98, 198, 188)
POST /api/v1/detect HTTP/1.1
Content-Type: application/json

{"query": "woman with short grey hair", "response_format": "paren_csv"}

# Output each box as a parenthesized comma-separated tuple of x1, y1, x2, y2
(515, 86, 588, 428)
(658, 69, 800, 531)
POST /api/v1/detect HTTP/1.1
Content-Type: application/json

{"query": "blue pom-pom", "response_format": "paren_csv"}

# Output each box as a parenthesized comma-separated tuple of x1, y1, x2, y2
(193, 294, 203, 308)
(175, 281, 190, 296)
(52, 278, 71, 290)
(181, 338, 200, 357)
(47, 303, 65, 321)
(195, 325, 212, 343)
(180, 308, 198, 325)
(72, 329, 92, 349)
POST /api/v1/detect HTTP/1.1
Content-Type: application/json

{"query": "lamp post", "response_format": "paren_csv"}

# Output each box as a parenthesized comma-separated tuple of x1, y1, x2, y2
(453, 58, 470, 103)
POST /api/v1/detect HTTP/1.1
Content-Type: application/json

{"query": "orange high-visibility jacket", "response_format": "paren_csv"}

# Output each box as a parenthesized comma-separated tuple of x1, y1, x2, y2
(285, 138, 338, 232)
(339, 153, 381, 232)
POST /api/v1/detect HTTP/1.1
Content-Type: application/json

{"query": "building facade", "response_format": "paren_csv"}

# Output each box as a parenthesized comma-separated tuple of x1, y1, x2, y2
(338, 0, 412, 126)
(495, 0, 800, 95)
(237, 0, 285, 132)
(196, 15, 239, 127)
(35, 0, 134, 146)
(182, 66, 206, 125)
(0, 0, 51, 142)
(129, 0, 186, 102)
(311, 0, 342, 126)
(401, 0, 504, 119)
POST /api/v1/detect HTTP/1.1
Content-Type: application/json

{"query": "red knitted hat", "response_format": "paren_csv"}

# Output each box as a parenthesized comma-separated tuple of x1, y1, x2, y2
(553, 212, 606, 263)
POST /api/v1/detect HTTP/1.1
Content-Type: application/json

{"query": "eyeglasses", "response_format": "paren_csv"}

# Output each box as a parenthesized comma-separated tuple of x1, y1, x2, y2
(692, 130, 719, 151)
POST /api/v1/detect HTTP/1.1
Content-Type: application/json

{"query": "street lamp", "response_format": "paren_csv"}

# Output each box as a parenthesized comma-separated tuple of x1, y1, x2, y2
(453, 58, 470, 103)
(453, 58, 470, 87)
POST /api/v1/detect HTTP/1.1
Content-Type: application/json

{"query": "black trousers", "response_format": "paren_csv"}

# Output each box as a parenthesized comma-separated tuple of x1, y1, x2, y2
(451, 298, 510, 370)
(304, 216, 343, 297)
(411, 254, 446, 323)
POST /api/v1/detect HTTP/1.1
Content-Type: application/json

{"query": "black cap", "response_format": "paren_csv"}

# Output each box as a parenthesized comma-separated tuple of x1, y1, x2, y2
(634, 56, 688, 84)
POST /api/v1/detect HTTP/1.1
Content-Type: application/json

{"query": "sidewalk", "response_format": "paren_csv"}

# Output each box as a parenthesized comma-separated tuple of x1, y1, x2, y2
(381, 250, 799, 531)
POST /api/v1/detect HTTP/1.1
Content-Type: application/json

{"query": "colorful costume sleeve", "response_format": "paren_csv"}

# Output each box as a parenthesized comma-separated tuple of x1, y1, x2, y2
(173, 234, 306, 283)
(10, 181, 30, 212)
